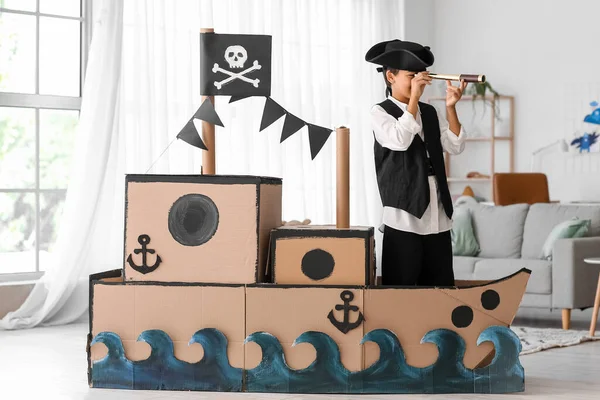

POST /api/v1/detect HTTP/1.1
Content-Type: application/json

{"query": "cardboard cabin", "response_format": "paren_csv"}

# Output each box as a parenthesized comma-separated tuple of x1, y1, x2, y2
(269, 225, 375, 285)
(123, 175, 281, 283)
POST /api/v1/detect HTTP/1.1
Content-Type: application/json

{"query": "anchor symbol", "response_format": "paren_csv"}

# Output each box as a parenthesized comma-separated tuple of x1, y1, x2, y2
(127, 234, 162, 274)
(327, 290, 365, 334)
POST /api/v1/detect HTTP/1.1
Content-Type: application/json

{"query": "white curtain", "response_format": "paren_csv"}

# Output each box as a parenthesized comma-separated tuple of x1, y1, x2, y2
(0, 0, 125, 329)
(1, 0, 403, 329)
(212, 0, 403, 226)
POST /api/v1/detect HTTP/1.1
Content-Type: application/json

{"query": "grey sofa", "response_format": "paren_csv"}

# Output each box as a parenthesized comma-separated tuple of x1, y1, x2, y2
(453, 200, 600, 329)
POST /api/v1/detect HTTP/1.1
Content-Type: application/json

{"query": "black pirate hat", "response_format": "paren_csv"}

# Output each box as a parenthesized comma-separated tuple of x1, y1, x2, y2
(365, 39, 434, 72)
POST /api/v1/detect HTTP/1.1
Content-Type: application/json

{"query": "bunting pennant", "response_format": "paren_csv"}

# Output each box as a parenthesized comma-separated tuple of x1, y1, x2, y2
(307, 124, 333, 160)
(229, 95, 252, 103)
(177, 32, 336, 160)
(176, 119, 207, 150)
(176, 95, 334, 159)
(259, 97, 286, 131)
(194, 98, 224, 127)
(280, 112, 306, 143)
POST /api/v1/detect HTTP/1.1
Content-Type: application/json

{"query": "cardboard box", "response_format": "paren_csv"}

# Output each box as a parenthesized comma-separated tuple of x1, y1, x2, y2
(88, 270, 246, 390)
(123, 175, 282, 283)
(269, 225, 375, 285)
(245, 285, 365, 371)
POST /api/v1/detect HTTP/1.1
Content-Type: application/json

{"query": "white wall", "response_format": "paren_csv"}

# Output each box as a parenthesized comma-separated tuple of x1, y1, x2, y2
(403, 0, 434, 46)
(404, 0, 600, 202)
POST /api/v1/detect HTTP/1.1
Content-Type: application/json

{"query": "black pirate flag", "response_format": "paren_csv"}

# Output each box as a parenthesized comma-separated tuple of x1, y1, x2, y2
(200, 33, 272, 97)
(167, 31, 333, 161)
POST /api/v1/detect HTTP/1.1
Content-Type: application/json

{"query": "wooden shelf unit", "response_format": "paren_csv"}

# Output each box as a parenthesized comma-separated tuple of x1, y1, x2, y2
(447, 177, 491, 183)
(428, 95, 515, 194)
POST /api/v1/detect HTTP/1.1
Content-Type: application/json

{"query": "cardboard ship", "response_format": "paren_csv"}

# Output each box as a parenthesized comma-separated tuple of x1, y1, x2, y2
(87, 174, 530, 394)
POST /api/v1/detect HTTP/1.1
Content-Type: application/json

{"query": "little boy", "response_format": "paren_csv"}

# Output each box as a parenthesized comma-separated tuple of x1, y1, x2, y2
(365, 39, 468, 286)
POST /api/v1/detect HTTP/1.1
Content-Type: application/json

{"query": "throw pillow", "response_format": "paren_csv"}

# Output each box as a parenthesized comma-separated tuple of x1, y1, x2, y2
(540, 218, 591, 260)
(454, 195, 479, 207)
(451, 206, 480, 256)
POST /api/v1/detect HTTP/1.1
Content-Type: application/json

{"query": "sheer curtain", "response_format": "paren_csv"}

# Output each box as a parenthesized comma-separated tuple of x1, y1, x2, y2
(0, 0, 125, 329)
(212, 0, 403, 226)
(1, 0, 403, 329)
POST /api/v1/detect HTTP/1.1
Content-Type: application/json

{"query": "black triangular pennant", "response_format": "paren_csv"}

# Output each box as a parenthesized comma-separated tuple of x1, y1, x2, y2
(260, 97, 286, 131)
(177, 119, 207, 150)
(307, 124, 333, 160)
(280, 113, 306, 143)
(229, 95, 252, 103)
(194, 98, 224, 127)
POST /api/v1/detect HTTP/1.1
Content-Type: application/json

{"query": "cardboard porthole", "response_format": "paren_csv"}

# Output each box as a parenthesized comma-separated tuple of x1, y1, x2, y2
(168, 194, 219, 246)
(301, 249, 335, 280)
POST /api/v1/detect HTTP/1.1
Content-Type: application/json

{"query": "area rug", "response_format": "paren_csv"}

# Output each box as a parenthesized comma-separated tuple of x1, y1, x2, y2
(511, 326, 600, 355)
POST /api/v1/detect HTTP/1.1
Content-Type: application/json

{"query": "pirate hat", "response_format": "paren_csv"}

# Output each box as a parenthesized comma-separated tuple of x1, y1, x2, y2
(365, 39, 434, 72)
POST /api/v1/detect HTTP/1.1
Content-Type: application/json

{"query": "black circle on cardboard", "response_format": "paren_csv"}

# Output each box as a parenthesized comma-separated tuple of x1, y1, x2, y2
(451, 305, 473, 328)
(301, 249, 335, 281)
(481, 289, 500, 310)
(168, 194, 219, 246)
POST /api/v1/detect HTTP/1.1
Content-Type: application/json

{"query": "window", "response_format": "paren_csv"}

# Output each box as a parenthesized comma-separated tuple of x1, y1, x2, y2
(0, 0, 89, 278)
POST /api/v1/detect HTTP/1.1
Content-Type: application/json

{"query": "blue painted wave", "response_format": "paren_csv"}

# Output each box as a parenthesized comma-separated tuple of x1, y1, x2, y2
(91, 328, 242, 391)
(246, 326, 524, 394)
(90, 332, 134, 389)
(90, 325, 523, 394)
(245, 331, 353, 393)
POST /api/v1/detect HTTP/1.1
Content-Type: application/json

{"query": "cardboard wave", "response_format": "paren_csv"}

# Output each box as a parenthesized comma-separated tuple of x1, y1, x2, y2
(90, 326, 524, 394)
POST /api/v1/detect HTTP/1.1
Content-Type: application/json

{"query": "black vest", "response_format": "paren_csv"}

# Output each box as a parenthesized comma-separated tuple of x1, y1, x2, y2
(373, 99, 453, 219)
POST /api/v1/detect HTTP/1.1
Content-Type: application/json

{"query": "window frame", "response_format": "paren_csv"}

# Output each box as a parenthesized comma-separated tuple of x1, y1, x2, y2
(0, 0, 92, 281)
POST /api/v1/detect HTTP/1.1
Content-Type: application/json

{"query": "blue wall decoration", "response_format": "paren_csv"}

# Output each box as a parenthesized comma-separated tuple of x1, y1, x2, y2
(571, 101, 600, 153)
(571, 132, 599, 153)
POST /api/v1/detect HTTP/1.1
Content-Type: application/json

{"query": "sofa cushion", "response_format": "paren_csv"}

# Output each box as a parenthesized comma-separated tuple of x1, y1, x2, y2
(521, 204, 600, 259)
(540, 218, 591, 259)
(473, 259, 552, 295)
(452, 256, 481, 279)
(451, 207, 480, 256)
(456, 202, 529, 259)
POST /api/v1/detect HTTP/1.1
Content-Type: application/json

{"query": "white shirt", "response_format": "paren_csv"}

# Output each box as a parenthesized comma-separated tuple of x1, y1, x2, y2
(371, 96, 468, 235)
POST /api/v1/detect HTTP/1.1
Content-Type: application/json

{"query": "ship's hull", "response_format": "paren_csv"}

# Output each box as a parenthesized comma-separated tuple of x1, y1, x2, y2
(88, 268, 530, 394)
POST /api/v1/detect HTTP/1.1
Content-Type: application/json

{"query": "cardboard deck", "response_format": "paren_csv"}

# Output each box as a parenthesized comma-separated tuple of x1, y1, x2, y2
(123, 175, 282, 284)
(269, 225, 375, 285)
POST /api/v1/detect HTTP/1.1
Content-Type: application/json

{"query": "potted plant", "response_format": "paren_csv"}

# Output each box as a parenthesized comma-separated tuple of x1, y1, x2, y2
(464, 80, 502, 121)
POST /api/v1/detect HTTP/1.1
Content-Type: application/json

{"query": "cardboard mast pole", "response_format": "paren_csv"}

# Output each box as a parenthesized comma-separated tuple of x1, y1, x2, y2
(336, 126, 350, 228)
(201, 27, 216, 175)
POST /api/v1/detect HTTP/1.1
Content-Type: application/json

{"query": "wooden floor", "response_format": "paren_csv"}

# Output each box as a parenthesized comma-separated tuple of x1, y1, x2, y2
(1, 312, 599, 399)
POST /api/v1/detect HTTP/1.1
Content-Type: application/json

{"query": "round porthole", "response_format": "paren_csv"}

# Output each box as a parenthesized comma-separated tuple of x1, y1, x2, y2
(481, 289, 500, 311)
(301, 249, 335, 280)
(451, 305, 473, 328)
(168, 194, 219, 246)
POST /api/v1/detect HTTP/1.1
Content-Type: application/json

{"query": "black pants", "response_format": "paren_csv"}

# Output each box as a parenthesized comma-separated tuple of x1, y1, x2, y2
(381, 225, 454, 286)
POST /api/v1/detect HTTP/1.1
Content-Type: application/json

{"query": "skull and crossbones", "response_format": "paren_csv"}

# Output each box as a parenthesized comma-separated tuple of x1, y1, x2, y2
(213, 45, 262, 90)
